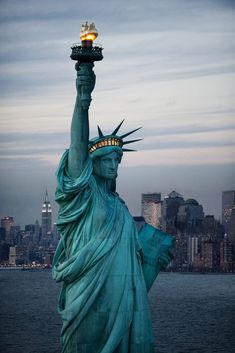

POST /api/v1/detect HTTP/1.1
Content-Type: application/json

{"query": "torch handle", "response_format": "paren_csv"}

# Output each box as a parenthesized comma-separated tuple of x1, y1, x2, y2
(75, 63, 96, 110)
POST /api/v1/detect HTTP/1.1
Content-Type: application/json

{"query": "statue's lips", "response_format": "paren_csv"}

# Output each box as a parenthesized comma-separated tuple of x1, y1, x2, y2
(107, 171, 117, 177)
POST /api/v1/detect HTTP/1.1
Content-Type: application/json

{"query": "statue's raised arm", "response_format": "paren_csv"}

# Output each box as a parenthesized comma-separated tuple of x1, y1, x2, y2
(68, 63, 96, 178)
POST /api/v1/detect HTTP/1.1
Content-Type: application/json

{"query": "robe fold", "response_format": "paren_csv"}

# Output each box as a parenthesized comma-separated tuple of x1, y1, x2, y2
(52, 150, 173, 353)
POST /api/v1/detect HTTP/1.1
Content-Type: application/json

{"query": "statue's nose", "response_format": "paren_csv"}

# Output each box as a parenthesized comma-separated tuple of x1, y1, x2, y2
(110, 160, 116, 169)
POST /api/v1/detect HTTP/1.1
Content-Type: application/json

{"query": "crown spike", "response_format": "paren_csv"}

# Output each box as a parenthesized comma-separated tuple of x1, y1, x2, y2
(122, 148, 136, 152)
(97, 125, 104, 137)
(120, 127, 142, 139)
(111, 119, 125, 135)
(123, 138, 143, 145)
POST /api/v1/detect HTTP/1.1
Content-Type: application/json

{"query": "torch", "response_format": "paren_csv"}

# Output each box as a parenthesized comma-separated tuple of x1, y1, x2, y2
(70, 22, 103, 109)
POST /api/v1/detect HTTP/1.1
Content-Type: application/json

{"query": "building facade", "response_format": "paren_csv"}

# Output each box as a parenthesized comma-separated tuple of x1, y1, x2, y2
(222, 190, 235, 233)
(41, 190, 52, 247)
(1, 216, 14, 243)
(141, 193, 162, 228)
(162, 191, 184, 235)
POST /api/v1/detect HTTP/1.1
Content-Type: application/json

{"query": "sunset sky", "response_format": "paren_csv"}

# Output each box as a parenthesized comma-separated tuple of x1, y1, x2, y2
(0, 0, 235, 226)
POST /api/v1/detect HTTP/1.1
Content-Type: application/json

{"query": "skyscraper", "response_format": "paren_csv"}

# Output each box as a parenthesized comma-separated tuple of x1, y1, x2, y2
(162, 191, 184, 235)
(177, 199, 204, 234)
(222, 190, 235, 233)
(220, 234, 233, 271)
(1, 216, 14, 243)
(229, 207, 235, 257)
(188, 236, 199, 265)
(141, 193, 161, 228)
(41, 190, 52, 246)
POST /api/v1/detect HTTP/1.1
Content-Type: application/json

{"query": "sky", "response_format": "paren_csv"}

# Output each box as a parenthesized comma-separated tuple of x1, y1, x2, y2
(0, 0, 235, 227)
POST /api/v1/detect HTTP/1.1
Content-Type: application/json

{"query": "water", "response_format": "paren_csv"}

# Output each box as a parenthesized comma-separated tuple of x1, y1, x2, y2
(0, 271, 234, 353)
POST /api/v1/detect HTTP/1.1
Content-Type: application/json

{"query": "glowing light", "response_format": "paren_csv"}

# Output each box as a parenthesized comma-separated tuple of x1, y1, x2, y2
(80, 33, 98, 42)
(80, 21, 98, 43)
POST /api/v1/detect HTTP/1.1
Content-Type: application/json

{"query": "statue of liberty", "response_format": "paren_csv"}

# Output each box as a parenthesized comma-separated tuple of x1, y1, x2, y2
(52, 23, 174, 353)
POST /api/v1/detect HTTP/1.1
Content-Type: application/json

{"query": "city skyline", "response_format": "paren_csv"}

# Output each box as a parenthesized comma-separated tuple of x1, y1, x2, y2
(2, 188, 234, 272)
(1, 188, 233, 228)
(0, 0, 235, 226)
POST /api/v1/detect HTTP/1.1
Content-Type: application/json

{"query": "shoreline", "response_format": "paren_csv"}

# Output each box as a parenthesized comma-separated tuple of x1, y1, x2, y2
(0, 266, 234, 274)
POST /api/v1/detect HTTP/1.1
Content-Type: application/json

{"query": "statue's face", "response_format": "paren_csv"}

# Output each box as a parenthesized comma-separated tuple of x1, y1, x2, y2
(93, 151, 121, 180)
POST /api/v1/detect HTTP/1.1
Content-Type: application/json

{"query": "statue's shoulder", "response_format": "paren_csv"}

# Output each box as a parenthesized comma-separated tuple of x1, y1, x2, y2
(115, 193, 129, 209)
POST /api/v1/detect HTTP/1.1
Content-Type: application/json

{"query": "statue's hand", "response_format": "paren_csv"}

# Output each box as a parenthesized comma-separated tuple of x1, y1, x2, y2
(76, 69, 96, 95)
(76, 64, 96, 109)
(158, 251, 173, 270)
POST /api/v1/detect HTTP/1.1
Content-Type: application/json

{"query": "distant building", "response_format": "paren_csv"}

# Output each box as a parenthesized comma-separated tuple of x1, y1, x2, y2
(201, 240, 217, 271)
(41, 190, 52, 246)
(0, 227, 6, 241)
(162, 191, 184, 235)
(229, 207, 235, 258)
(34, 220, 40, 244)
(25, 224, 35, 232)
(188, 236, 199, 266)
(222, 190, 235, 233)
(203, 215, 216, 237)
(10, 225, 21, 245)
(8, 245, 24, 265)
(203, 215, 224, 243)
(177, 199, 204, 235)
(1, 216, 14, 243)
(141, 193, 161, 228)
(0, 242, 10, 264)
(220, 234, 233, 271)
(141, 193, 161, 203)
(25, 221, 40, 244)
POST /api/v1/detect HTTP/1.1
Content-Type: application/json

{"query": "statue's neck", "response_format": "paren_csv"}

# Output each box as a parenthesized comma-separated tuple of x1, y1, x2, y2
(94, 175, 113, 193)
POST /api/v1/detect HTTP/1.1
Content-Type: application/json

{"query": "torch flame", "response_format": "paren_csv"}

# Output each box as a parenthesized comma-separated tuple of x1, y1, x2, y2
(80, 33, 98, 41)
(80, 22, 98, 42)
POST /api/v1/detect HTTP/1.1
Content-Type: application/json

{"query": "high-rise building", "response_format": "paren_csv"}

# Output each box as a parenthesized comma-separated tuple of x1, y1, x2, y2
(222, 190, 235, 233)
(35, 220, 40, 244)
(1, 216, 14, 243)
(177, 199, 204, 235)
(10, 225, 21, 245)
(220, 234, 233, 271)
(8, 245, 24, 265)
(203, 215, 216, 235)
(202, 215, 224, 243)
(25, 221, 40, 244)
(188, 236, 199, 265)
(201, 239, 217, 271)
(141, 193, 161, 228)
(229, 207, 235, 257)
(9, 246, 17, 265)
(41, 190, 52, 246)
(162, 191, 184, 235)
(141, 193, 161, 204)
(0, 227, 6, 241)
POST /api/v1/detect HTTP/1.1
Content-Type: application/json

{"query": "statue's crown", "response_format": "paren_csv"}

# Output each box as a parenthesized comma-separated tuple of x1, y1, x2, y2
(88, 119, 142, 154)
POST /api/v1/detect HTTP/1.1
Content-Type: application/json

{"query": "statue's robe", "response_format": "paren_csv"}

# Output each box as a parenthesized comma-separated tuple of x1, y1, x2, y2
(52, 150, 173, 353)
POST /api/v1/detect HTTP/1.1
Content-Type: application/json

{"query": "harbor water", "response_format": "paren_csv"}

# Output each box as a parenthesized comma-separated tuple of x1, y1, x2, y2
(0, 271, 234, 353)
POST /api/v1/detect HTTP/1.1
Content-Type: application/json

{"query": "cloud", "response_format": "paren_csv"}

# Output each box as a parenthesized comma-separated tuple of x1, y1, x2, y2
(0, 0, 235, 225)
(1, 120, 235, 151)
(122, 146, 235, 167)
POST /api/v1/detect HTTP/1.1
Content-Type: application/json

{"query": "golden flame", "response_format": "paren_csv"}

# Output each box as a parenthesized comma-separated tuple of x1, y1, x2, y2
(80, 32, 98, 42)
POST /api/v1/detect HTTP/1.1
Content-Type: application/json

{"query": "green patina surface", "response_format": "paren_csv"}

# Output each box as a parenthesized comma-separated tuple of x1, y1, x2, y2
(52, 61, 174, 353)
